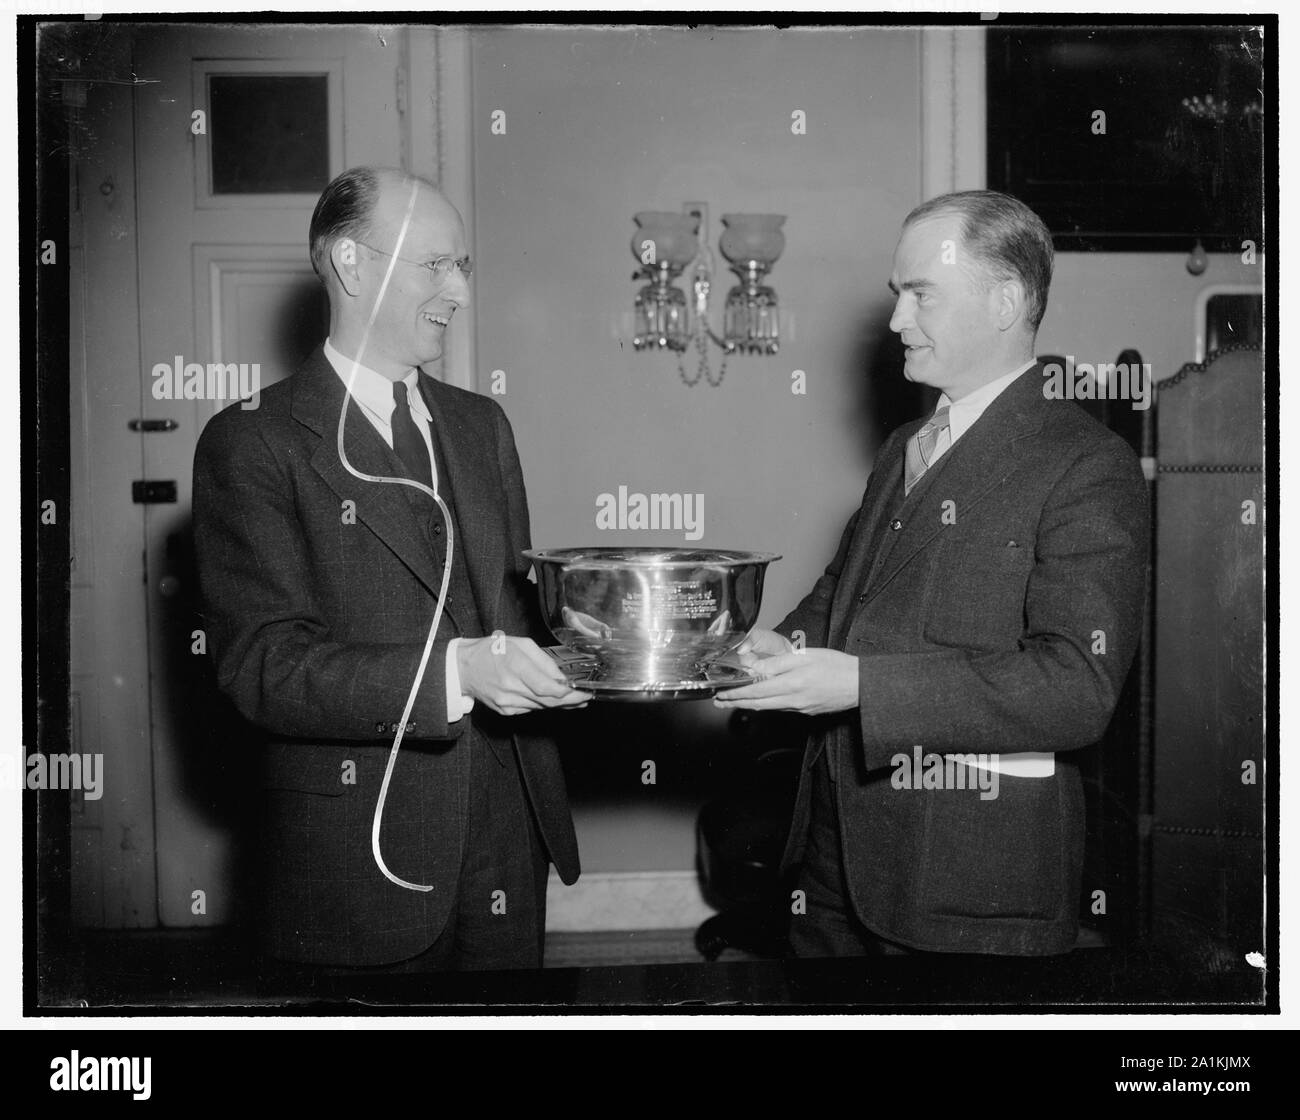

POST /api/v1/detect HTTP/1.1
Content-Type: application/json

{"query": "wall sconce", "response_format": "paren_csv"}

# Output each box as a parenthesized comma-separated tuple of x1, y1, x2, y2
(631, 210, 786, 387)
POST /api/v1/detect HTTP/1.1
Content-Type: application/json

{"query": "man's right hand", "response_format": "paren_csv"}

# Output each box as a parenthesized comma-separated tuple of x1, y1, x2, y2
(457, 634, 590, 716)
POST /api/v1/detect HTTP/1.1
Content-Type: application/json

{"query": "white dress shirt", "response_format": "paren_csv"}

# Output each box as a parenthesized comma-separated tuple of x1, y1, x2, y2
(923, 358, 1052, 779)
(928, 358, 1037, 461)
(324, 338, 474, 722)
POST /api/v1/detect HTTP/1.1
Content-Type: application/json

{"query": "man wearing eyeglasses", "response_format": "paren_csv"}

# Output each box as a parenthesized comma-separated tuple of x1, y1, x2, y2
(193, 167, 588, 975)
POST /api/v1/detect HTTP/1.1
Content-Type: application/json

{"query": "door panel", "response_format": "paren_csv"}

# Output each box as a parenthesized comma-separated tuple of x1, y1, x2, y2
(193, 245, 327, 395)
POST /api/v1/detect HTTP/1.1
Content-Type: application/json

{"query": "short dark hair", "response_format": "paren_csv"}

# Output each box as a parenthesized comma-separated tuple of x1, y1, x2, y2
(308, 167, 382, 280)
(903, 189, 1055, 331)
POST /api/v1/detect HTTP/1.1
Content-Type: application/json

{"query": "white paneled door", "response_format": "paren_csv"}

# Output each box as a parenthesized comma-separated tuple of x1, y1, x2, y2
(73, 24, 412, 927)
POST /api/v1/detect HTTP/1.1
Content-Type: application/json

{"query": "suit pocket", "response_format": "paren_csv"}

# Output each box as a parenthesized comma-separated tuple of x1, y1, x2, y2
(261, 742, 350, 797)
(923, 538, 1034, 650)
(919, 775, 1067, 922)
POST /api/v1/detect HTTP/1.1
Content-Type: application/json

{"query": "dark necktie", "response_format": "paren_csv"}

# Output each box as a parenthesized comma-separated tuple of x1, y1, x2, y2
(391, 378, 433, 489)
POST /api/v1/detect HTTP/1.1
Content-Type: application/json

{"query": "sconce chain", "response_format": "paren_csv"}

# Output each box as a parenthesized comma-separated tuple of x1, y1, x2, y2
(678, 319, 728, 387)
(676, 265, 728, 387)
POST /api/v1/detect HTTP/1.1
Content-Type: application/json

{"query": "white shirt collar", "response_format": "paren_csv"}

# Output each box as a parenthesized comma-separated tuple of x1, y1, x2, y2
(937, 358, 1036, 445)
(323, 338, 431, 425)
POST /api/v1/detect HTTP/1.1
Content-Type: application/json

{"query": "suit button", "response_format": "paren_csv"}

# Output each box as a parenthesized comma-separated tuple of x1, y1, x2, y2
(432, 524, 442, 535)
(406, 721, 416, 733)
(375, 722, 387, 734)
(857, 593, 868, 603)
(889, 519, 903, 531)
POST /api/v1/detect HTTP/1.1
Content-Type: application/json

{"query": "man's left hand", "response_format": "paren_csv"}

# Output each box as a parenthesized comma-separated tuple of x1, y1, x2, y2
(714, 648, 859, 715)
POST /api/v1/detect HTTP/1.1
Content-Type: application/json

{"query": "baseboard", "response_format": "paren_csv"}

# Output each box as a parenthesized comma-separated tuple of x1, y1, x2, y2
(545, 869, 717, 932)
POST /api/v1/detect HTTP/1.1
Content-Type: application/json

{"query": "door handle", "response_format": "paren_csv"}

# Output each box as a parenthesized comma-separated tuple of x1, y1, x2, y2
(132, 480, 177, 503)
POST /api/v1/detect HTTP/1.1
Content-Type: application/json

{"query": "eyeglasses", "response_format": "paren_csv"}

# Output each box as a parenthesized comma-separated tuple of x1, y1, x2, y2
(355, 241, 473, 280)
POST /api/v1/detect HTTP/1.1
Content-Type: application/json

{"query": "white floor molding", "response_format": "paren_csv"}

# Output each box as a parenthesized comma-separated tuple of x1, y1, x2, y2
(545, 869, 717, 932)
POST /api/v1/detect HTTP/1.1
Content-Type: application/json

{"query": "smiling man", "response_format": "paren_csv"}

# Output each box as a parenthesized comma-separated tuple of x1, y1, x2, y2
(718, 190, 1149, 957)
(193, 167, 588, 975)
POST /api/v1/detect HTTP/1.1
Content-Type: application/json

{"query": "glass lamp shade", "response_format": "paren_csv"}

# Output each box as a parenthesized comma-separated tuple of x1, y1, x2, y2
(718, 214, 786, 269)
(719, 214, 785, 355)
(633, 280, 690, 352)
(631, 211, 701, 274)
(724, 282, 779, 356)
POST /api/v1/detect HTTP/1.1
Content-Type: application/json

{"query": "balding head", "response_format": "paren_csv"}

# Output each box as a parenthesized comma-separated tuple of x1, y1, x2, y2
(311, 167, 470, 376)
(309, 167, 456, 284)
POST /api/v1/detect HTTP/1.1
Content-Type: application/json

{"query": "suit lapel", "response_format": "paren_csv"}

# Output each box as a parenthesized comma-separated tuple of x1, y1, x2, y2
(826, 428, 911, 649)
(860, 363, 1047, 607)
(291, 348, 447, 601)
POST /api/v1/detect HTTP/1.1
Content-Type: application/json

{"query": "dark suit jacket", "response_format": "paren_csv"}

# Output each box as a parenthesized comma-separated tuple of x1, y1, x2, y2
(778, 364, 1148, 955)
(192, 346, 579, 966)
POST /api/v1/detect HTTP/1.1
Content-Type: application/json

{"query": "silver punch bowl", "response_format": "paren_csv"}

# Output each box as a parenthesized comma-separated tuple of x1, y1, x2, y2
(525, 547, 781, 691)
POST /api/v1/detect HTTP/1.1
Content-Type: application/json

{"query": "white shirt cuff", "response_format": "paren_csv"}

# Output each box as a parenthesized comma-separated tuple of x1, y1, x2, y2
(946, 752, 1055, 778)
(445, 638, 475, 721)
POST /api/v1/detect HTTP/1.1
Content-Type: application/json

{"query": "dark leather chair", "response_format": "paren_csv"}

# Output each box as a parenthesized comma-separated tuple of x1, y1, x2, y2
(694, 713, 802, 961)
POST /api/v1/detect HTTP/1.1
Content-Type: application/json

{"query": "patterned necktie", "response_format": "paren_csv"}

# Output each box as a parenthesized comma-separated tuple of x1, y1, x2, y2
(904, 405, 951, 495)
(391, 378, 433, 489)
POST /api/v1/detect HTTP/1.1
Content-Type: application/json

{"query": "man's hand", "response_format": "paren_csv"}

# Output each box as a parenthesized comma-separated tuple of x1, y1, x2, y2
(714, 647, 859, 716)
(733, 627, 796, 660)
(457, 634, 590, 716)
